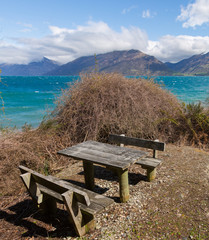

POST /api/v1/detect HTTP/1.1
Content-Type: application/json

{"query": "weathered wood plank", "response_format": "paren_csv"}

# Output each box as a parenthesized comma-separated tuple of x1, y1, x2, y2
(19, 165, 90, 206)
(58, 141, 147, 170)
(59, 140, 147, 157)
(19, 165, 114, 211)
(79, 202, 104, 215)
(20, 172, 42, 204)
(136, 157, 162, 168)
(37, 183, 64, 202)
(67, 183, 114, 210)
(109, 134, 165, 151)
(59, 150, 127, 169)
(19, 165, 114, 237)
(46, 177, 114, 209)
(61, 190, 94, 237)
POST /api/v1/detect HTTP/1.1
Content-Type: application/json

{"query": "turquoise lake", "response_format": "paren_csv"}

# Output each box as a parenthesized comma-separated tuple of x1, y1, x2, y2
(0, 76, 209, 129)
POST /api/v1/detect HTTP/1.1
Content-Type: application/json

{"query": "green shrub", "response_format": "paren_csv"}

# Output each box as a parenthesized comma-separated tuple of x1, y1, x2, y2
(174, 102, 209, 146)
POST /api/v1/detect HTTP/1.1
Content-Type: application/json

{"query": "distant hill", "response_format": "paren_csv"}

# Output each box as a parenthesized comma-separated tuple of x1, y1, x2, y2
(165, 52, 209, 76)
(2, 50, 209, 76)
(46, 50, 173, 76)
(0, 57, 60, 76)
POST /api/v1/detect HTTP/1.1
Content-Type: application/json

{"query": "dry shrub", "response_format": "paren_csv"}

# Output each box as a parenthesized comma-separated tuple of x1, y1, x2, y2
(0, 72, 184, 195)
(53, 72, 180, 142)
(0, 129, 71, 195)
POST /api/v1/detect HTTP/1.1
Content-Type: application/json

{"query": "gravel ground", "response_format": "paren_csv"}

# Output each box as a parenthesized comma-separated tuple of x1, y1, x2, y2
(0, 144, 208, 239)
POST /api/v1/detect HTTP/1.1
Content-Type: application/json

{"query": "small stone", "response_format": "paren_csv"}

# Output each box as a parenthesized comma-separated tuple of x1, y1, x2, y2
(96, 224, 101, 229)
(122, 233, 127, 237)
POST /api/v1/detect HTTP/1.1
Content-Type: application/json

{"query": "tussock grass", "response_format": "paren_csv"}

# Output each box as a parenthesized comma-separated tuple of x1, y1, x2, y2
(166, 101, 209, 146)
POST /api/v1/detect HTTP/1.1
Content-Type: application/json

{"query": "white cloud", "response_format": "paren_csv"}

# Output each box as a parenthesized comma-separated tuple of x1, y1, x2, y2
(0, 21, 149, 64)
(0, 21, 209, 65)
(122, 5, 138, 15)
(142, 10, 151, 19)
(20, 28, 32, 33)
(0, 42, 34, 64)
(23, 23, 33, 28)
(177, 0, 209, 28)
(147, 35, 209, 62)
(17, 22, 33, 33)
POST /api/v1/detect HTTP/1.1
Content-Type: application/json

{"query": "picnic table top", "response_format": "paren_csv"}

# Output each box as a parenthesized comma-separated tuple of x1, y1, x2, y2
(58, 140, 148, 170)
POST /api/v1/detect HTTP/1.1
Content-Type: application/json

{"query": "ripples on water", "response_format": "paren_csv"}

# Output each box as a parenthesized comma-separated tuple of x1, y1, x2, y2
(155, 76, 209, 104)
(0, 76, 209, 128)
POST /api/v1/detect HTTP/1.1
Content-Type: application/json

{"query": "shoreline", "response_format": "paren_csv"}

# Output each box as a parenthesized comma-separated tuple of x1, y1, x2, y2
(1, 75, 209, 129)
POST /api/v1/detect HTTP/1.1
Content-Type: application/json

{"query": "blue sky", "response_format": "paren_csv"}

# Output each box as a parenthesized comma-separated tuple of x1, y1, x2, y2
(1, 0, 209, 64)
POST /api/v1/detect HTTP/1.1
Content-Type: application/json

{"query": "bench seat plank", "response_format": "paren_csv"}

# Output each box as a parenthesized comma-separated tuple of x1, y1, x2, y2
(37, 183, 109, 215)
(50, 178, 114, 214)
(136, 157, 162, 168)
(79, 202, 105, 215)
(20, 165, 114, 210)
(64, 182, 114, 210)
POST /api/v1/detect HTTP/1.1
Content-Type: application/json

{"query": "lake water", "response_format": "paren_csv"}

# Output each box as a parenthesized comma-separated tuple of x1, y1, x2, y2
(0, 76, 209, 129)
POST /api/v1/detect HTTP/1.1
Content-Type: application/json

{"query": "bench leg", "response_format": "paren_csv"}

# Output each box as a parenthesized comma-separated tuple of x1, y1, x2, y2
(83, 161, 95, 190)
(20, 172, 39, 202)
(20, 172, 43, 207)
(62, 191, 95, 237)
(20, 172, 57, 214)
(39, 196, 57, 215)
(117, 169, 129, 203)
(146, 167, 156, 182)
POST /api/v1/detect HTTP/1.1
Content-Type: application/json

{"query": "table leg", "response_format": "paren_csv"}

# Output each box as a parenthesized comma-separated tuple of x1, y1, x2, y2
(117, 168, 129, 203)
(147, 167, 156, 182)
(83, 161, 95, 190)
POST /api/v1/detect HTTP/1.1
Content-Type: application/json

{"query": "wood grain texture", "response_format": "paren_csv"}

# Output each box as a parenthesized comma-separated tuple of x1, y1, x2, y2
(109, 134, 165, 151)
(19, 165, 114, 210)
(58, 141, 148, 170)
(136, 157, 162, 168)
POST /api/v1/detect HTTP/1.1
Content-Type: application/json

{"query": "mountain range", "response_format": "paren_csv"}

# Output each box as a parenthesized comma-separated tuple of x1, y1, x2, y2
(0, 57, 60, 76)
(165, 52, 209, 76)
(1, 50, 209, 76)
(46, 50, 173, 76)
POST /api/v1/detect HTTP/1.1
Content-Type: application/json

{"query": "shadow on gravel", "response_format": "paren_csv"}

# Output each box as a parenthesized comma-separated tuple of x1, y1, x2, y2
(0, 198, 77, 238)
(78, 165, 147, 185)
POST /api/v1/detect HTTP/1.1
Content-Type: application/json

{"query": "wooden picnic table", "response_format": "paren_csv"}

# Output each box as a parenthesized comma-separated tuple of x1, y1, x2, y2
(58, 140, 148, 202)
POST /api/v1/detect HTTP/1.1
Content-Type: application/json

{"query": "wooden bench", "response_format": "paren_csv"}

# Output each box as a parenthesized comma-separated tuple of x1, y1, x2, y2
(19, 165, 114, 237)
(108, 134, 165, 181)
